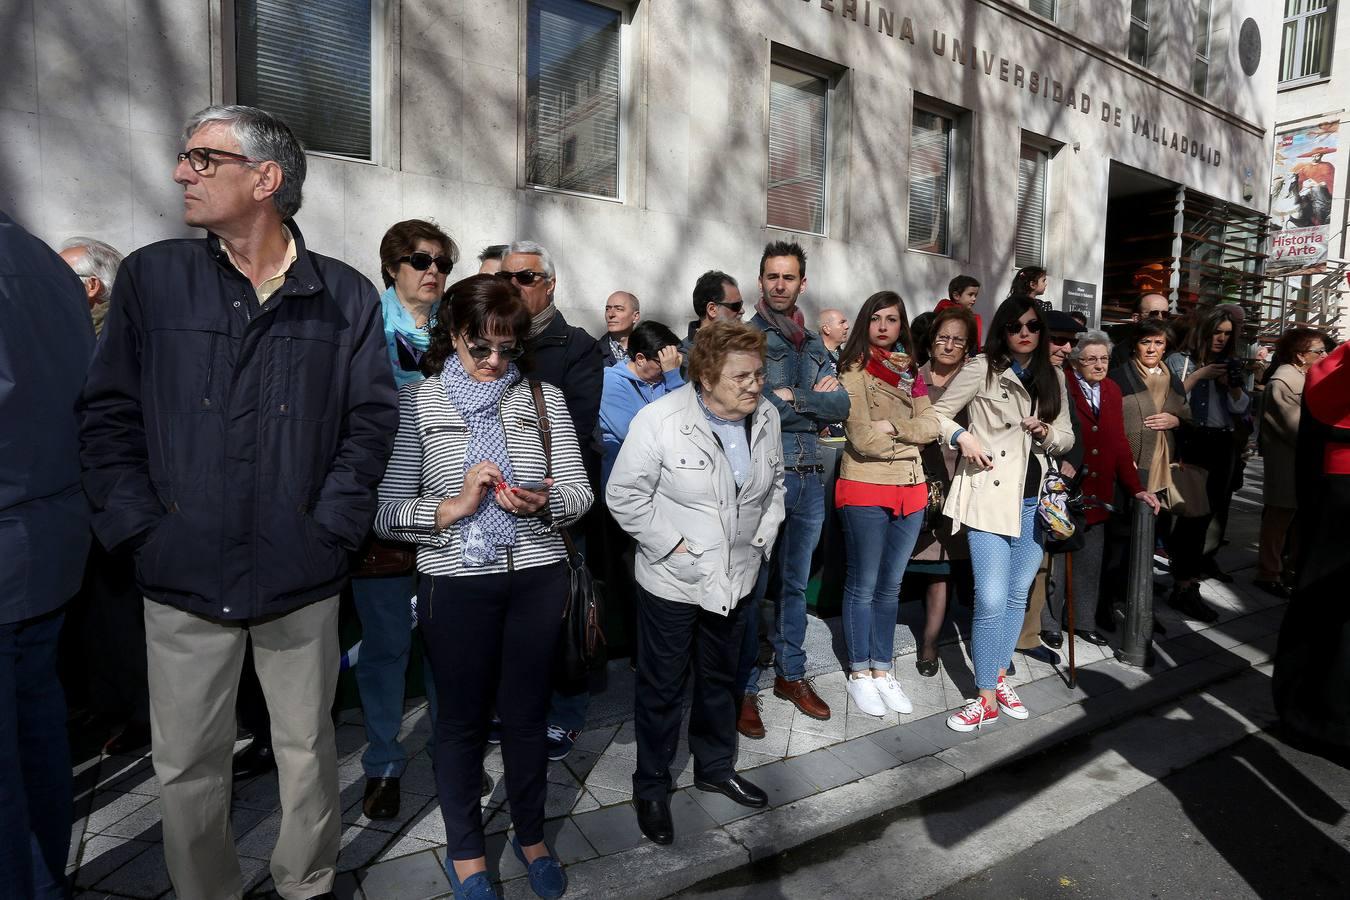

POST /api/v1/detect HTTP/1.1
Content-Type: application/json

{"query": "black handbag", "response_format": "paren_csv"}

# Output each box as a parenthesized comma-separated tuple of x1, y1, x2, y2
(528, 380, 607, 682)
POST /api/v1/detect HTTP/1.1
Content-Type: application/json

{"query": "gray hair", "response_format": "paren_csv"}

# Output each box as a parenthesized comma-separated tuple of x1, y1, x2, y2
(60, 236, 123, 302)
(1070, 329, 1113, 362)
(505, 240, 556, 278)
(182, 105, 307, 219)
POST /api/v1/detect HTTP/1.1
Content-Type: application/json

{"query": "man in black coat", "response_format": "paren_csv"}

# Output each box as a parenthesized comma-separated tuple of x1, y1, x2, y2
(0, 209, 95, 899)
(499, 241, 604, 759)
(79, 106, 397, 900)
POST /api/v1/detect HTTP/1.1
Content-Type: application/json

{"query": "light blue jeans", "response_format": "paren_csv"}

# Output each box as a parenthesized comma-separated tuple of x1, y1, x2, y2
(839, 505, 925, 672)
(352, 573, 436, 779)
(966, 499, 1044, 691)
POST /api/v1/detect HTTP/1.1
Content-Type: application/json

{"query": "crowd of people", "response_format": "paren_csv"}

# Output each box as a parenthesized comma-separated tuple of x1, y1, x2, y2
(2, 103, 1343, 900)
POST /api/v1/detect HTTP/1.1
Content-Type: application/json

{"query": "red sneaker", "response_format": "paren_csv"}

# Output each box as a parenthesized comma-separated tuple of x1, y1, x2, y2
(996, 677, 1029, 720)
(946, 697, 997, 732)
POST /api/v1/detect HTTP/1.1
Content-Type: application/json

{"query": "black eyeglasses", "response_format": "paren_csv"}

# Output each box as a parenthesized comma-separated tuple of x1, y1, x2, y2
(1004, 319, 1044, 335)
(177, 146, 258, 172)
(464, 341, 524, 362)
(397, 252, 454, 274)
(497, 270, 550, 286)
(1048, 334, 1076, 346)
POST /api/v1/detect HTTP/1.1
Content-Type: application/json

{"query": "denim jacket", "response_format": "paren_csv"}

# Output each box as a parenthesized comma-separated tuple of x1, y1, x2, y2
(751, 313, 850, 467)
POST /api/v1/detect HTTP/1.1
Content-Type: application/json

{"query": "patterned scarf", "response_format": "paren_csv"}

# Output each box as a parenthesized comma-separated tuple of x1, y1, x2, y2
(442, 355, 519, 566)
(864, 345, 928, 396)
(755, 298, 807, 350)
(528, 303, 559, 340)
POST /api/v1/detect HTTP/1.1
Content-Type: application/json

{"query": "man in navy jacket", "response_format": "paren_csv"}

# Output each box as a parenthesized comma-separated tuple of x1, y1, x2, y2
(0, 209, 95, 899)
(79, 106, 397, 900)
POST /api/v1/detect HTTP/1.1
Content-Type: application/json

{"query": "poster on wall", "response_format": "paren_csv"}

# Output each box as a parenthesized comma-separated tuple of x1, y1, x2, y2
(1268, 121, 1338, 273)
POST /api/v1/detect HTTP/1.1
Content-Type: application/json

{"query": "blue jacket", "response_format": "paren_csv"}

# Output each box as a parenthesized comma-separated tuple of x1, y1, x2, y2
(78, 220, 398, 621)
(750, 313, 849, 467)
(599, 363, 685, 486)
(0, 211, 95, 625)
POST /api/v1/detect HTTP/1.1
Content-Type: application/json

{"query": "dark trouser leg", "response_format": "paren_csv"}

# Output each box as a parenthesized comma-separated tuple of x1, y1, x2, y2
(496, 563, 569, 848)
(86, 543, 148, 725)
(688, 598, 748, 784)
(632, 586, 698, 802)
(1071, 525, 1107, 626)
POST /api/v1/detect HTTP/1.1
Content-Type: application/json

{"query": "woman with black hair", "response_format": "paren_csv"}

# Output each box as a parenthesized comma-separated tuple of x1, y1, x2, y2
(917, 296, 1075, 731)
(1164, 306, 1250, 617)
(374, 274, 593, 899)
(1010, 266, 1048, 300)
(598, 320, 686, 487)
(833, 292, 939, 716)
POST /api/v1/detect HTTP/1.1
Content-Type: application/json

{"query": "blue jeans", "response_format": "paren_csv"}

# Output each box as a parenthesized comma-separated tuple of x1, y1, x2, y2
(966, 499, 1044, 690)
(739, 471, 826, 693)
(839, 505, 925, 672)
(352, 573, 435, 779)
(0, 610, 71, 900)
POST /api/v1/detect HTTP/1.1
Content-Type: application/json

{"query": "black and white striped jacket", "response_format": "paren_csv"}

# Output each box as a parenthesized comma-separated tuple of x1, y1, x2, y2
(373, 374, 593, 576)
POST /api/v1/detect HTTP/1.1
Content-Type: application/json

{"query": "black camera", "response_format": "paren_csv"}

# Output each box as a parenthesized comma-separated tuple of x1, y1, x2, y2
(1225, 357, 1245, 384)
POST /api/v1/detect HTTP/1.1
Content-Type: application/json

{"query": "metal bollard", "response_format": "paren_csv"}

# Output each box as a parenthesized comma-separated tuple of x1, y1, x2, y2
(1116, 498, 1156, 667)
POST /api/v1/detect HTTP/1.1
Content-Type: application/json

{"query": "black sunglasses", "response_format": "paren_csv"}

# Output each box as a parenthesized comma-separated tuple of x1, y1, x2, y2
(1004, 319, 1044, 335)
(497, 269, 550, 286)
(714, 300, 744, 313)
(398, 252, 454, 273)
(1143, 309, 1171, 320)
(464, 341, 524, 362)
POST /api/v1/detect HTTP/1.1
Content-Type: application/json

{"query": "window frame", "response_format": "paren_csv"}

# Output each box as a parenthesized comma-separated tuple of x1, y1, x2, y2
(1279, 0, 1337, 87)
(764, 57, 833, 237)
(905, 97, 970, 260)
(1191, 0, 1212, 96)
(1128, 0, 1151, 67)
(518, 0, 633, 204)
(224, 0, 388, 166)
(1028, 0, 1057, 22)
(1014, 138, 1052, 271)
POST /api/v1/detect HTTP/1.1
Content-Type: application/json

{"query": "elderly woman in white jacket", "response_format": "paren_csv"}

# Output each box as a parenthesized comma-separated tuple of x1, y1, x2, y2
(607, 320, 786, 847)
(914, 296, 1075, 733)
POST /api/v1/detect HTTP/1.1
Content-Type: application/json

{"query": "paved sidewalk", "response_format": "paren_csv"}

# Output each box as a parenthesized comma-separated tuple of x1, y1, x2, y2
(69, 478, 1282, 899)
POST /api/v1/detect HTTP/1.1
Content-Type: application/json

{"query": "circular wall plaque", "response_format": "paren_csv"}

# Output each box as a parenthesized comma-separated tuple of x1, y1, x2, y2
(1239, 18, 1261, 77)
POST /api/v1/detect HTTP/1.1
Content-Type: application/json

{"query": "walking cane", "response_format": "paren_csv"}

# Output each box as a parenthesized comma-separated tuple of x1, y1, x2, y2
(1065, 552, 1077, 689)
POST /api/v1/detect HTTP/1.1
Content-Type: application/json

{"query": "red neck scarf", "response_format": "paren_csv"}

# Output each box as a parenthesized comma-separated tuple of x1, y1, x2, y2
(865, 345, 927, 396)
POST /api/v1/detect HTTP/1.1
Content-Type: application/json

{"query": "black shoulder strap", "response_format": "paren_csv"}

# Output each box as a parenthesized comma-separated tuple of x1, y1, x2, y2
(527, 379, 577, 557)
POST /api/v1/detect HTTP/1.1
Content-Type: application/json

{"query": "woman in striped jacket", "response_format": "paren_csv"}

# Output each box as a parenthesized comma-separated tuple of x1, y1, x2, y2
(374, 274, 592, 900)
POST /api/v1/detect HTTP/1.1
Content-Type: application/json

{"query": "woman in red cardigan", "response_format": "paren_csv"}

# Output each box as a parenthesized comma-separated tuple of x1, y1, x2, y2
(1053, 331, 1160, 645)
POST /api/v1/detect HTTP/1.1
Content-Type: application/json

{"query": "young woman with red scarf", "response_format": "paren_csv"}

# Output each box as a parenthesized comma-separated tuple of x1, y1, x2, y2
(834, 292, 941, 717)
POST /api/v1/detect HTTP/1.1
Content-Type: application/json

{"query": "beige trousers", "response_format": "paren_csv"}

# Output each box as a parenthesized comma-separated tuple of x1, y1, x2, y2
(1257, 505, 1297, 582)
(143, 597, 341, 900)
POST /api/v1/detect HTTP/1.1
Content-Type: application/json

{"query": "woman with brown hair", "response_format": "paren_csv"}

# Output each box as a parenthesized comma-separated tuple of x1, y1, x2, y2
(374, 274, 592, 899)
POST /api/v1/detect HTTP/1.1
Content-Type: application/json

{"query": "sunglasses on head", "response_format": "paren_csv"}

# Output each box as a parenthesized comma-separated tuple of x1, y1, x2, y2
(1004, 319, 1044, 335)
(398, 251, 454, 273)
(497, 269, 550, 286)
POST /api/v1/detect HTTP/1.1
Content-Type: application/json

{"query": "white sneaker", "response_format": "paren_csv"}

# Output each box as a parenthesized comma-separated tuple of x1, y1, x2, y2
(872, 673, 913, 714)
(846, 673, 887, 717)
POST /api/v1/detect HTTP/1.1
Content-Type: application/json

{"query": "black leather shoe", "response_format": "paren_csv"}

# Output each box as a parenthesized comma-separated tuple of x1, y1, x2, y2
(634, 799, 673, 845)
(1253, 579, 1292, 599)
(363, 776, 401, 820)
(1074, 630, 1110, 646)
(103, 720, 152, 757)
(1017, 645, 1061, 666)
(231, 740, 276, 780)
(694, 774, 768, 809)
(916, 656, 940, 678)
(1039, 630, 1064, 650)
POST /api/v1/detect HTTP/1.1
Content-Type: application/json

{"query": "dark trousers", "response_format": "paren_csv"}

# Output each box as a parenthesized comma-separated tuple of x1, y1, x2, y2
(633, 585, 748, 802)
(82, 544, 148, 725)
(419, 563, 568, 859)
(0, 609, 72, 900)
(1172, 428, 1236, 579)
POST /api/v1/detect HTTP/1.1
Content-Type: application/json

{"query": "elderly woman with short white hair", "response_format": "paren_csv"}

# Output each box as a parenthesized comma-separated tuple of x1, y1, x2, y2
(1053, 330, 1160, 646)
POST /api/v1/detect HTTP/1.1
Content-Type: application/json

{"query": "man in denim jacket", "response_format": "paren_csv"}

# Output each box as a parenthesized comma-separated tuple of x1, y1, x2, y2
(736, 241, 850, 735)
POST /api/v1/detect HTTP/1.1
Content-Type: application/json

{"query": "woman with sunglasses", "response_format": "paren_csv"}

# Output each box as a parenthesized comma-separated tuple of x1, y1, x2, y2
(1255, 327, 1331, 597)
(375, 274, 592, 899)
(831, 292, 938, 716)
(346, 220, 460, 822)
(918, 296, 1074, 731)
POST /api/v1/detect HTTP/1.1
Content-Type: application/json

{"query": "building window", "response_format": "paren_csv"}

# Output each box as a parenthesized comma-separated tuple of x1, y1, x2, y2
(1192, 0, 1212, 95)
(1280, 0, 1335, 84)
(1015, 143, 1049, 270)
(526, 0, 623, 199)
(235, 0, 378, 160)
(1128, 0, 1150, 66)
(908, 109, 953, 255)
(1029, 0, 1056, 20)
(767, 64, 829, 235)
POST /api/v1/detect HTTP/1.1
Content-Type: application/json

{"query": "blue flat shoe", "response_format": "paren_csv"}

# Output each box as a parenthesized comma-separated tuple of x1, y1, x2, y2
(511, 835, 568, 898)
(445, 859, 498, 899)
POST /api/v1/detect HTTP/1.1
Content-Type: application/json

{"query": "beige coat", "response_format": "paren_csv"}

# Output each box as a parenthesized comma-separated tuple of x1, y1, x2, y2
(916, 356, 1075, 538)
(839, 366, 940, 485)
(1260, 363, 1304, 508)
